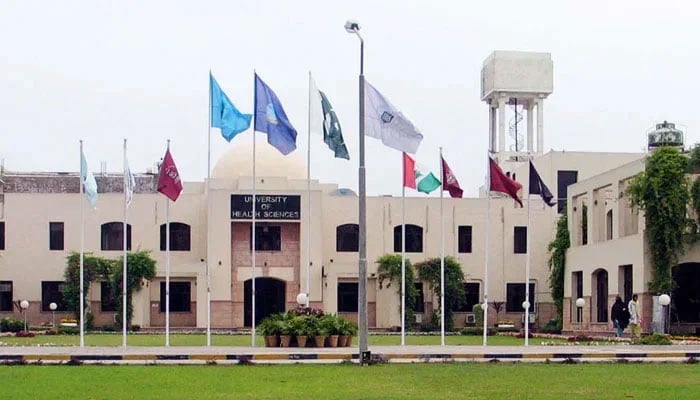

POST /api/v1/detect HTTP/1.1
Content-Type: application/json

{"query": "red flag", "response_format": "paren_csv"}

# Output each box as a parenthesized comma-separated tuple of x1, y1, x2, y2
(403, 152, 417, 189)
(441, 156, 463, 198)
(489, 157, 522, 207)
(157, 149, 183, 202)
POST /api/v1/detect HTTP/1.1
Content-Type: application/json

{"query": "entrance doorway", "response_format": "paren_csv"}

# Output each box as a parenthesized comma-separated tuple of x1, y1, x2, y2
(244, 277, 286, 327)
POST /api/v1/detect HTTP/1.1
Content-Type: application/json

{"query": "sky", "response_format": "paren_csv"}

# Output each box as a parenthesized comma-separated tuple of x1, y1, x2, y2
(2, 0, 700, 197)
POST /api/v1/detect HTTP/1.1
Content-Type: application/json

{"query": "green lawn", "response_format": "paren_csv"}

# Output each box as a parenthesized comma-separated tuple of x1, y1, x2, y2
(0, 333, 566, 347)
(0, 364, 698, 399)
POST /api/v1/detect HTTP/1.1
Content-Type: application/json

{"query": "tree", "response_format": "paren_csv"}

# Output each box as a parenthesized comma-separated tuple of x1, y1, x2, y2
(547, 214, 569, 325)
(376, 254, 418, 329)
(112, 251, 157, 329)
(415, 257, 465, 332)
(627, 146, 690, 293)
(63, 252, 116, 325)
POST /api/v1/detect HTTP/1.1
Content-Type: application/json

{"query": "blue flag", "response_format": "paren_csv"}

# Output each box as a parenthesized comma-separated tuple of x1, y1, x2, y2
(254, 74, 297, 155)
(80, 151, 98, 208)
(210, 73, 252, 142)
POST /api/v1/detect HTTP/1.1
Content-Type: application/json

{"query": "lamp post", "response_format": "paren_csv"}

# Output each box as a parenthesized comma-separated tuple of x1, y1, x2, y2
(345, 19, 369, 364)
(296, 293, 308, 308)
(659, 294, 671, 334)
(522, 300, 531, 346)
(575, 297, 585, 325)
(49, 302, 57, 329)
(20, 300, 29, 331)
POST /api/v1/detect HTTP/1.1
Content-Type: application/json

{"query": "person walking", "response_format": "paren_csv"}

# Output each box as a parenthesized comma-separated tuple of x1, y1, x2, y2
(610, 296, 629, 337)
(628, 294, 641, 338)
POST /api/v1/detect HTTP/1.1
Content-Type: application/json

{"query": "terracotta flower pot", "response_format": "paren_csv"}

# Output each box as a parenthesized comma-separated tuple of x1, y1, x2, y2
(328, 334, 339, 347)
(339, 335, 350, 347)
(280, 335, 292, 347)
(296, 335, 308, 348)
(313, 335, 327, 347)
(264, 335, 279, 347)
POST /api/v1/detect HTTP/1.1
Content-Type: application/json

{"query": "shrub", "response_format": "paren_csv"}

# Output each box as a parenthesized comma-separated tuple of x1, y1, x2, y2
(44, 329, 58, 335)
(0, 317, 24, 333)
(567, 335, 595, 342)
(58, 326, 79, 335)
(541, 318, 562, 334)
(15, 330, 35, 338)
(496, 326, 520, 333)
(130, 324, 141, 332)
(460, 327, 496, 336)
(635, 333, 672, 345)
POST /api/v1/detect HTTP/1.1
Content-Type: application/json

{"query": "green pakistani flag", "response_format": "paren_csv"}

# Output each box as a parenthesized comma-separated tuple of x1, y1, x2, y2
(309, 75, 350, 159)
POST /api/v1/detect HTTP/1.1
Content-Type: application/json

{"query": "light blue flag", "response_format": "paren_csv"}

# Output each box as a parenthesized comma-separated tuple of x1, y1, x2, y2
(210, 73, 252, 142)
(254, 74, 297, 155)
(80, 151, 98, 208)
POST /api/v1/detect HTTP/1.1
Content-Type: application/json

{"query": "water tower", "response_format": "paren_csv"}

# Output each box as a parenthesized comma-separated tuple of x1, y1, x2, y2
(647, 121, 684, 152)
(481, 51, 553, 166)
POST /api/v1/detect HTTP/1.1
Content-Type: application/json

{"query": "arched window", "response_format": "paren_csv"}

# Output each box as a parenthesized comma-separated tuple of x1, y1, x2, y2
(101, 222, 131, 251)
(336, 224, 359, 252)
(160, 222, 191, 251)
(393, 224, 423, 253)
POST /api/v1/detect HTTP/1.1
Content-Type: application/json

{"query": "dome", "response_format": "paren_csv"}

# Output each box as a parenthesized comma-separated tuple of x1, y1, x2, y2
(212, 134, 306, 179)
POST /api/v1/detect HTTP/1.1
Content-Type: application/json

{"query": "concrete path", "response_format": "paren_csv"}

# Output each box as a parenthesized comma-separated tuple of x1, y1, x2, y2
(2, 344, 699, 364)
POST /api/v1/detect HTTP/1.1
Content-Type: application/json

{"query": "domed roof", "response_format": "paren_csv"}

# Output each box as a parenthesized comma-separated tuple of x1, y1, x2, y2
(212, 135, 306, 179)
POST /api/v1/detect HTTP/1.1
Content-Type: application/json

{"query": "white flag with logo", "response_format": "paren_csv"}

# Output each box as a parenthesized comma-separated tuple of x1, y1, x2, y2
(124, 158, 135, 207)
(364, 80, 424, 154)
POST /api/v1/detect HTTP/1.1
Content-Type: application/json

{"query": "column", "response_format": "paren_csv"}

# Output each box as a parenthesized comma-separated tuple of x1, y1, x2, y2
(536, 97, 544, 154)
(498, 97, 506, 154)
(489, 102, 497, 152)
(526, 102, 534, 153)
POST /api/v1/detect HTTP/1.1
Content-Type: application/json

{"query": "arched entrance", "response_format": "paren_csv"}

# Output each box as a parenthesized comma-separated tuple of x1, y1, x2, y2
(673, 263, 700, 324)
(244, 278, 286, 327)
(592, 269, 608, 322)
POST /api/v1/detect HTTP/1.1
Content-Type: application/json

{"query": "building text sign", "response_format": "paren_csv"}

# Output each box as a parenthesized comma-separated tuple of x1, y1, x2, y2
(230, 195, 300, 220)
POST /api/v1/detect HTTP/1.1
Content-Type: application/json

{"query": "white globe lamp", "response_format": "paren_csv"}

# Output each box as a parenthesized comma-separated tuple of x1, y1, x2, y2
(659, 294, 671, 306)
(296, 293, 308, 307)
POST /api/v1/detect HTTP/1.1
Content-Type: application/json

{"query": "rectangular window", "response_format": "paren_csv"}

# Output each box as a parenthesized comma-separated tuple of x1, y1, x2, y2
(100, 282, 118, 312)
(458, 226, 472, 253)
(572, 271, 583, 322)
(620, 265, 633, 303)
(514, 226, 527, 254)
(0, 221, 5, 250)
(160, 282, 191, 312)
(41, 281, 66, 311)
(250, 225, 281, 251)
(557, 170, 578, 213)
(49, 222, 64, 251)
(337, 282, 358, 312)
(101, 223, 132, 251)
(0, 281, 12, 312)
(413, 282, 425, 313)
(506, 283, 535, 312)
(454, 282, 481, 312)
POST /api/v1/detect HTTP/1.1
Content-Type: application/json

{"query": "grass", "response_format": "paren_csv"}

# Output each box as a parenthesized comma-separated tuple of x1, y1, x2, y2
(0, 363, 699, 399)
(0, 333, 568, 347)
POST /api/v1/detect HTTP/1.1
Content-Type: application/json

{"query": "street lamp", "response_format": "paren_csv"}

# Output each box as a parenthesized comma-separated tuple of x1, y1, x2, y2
(19, 300, 29, 331)
(49, 302, 58, 329)
(345, 18, 369, 364)
(575, 298, 585, 324)
(659, 294, 671, 334)
(296, 293, 308, 307)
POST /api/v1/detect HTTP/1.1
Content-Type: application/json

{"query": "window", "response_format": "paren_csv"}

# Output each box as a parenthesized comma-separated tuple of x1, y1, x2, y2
(337, 282, 358, 312)
(606, 210, 613, 240)
(336, 224, 359, 252)
(0, 281, 12, 312)
(101, 222, 131, 251)
(160, 282, 191, 312)
(506, 283, 535, 312)
(514, 226, 527, 254)
(454, 282, 480, 312)
(250, 225, 281, 251)
(49, 222, 64, 251)
(413, 282, 425, 313)
(458, 226, 472, 253)
(100, 282, 118, 312)
(160, 222, 191, 251)
(393, 224, 423, 253)
(41, 281, 66, 311)
(619, 265, 633, 303)
(0, 221, 5, 250)
(572, 271, 583, 322)
(557, 170, 578, 213)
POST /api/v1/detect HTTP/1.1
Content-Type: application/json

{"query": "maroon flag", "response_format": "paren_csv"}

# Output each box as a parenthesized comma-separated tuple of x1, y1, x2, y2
(489, 157, 522, 207)
(157, 149, 183, 202)
(441, 156, 463, 198)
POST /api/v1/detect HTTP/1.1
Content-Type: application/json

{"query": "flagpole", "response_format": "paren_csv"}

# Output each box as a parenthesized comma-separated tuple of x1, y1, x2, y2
(401, 153, 406, 346)
(251, 73, 257, 347)
(206, 71, 212, 347)
(524, 181, 532, 347)
(122, 138, 128, 348)
(439, 147, 445, 346)
(165, 140, 171, 347)
(79, 140, 85, 348)
(483, 153, 491, 346)
(306, 72, 312, 308)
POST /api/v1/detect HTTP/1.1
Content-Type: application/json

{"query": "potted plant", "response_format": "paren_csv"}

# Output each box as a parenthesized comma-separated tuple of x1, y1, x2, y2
(320, 314, 341, 347)
(279, 313, 297, 347)
(296, 315, 316, 348)
(338, 318, 357, 347)
(258, 314, 283, 347)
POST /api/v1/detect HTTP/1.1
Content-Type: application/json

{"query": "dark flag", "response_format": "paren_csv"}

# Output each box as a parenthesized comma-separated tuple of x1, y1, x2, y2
(441, 156, 463, 198)
(528, 161, 555, 207)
